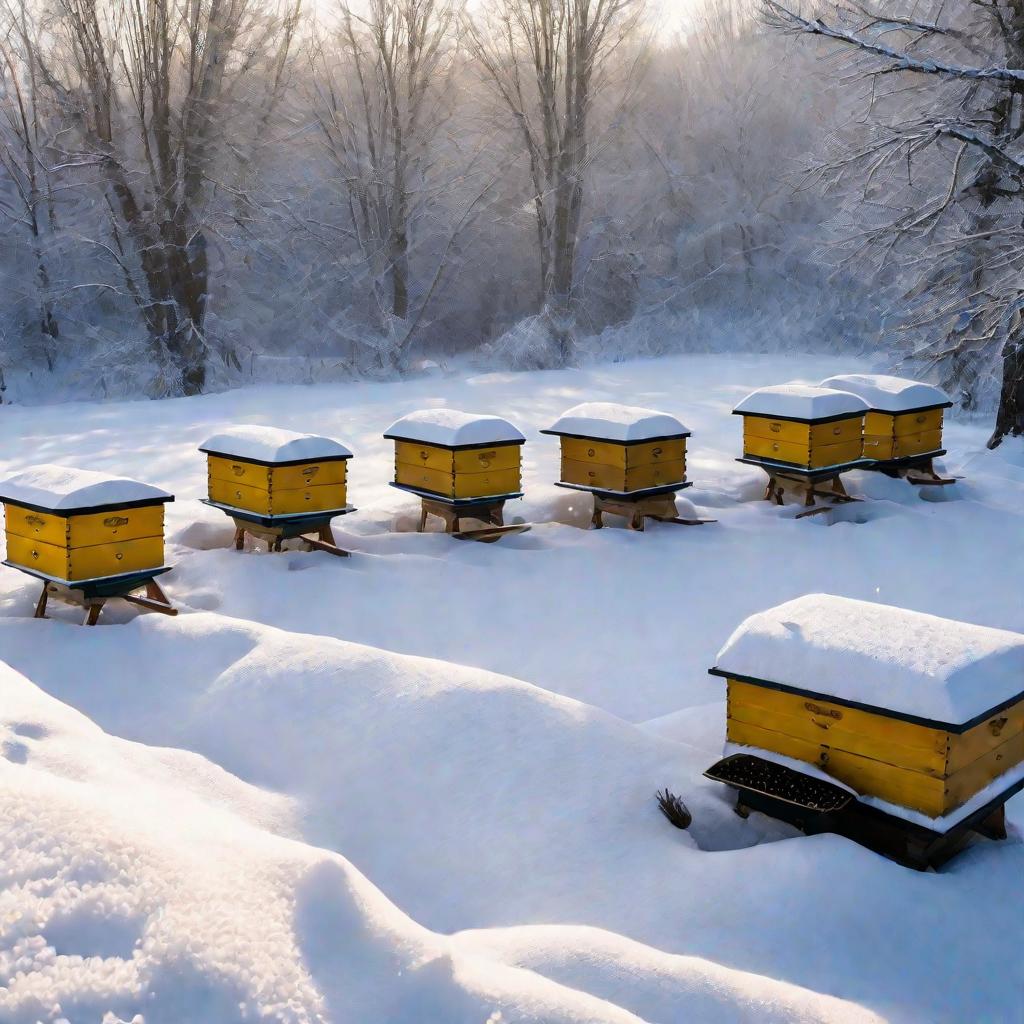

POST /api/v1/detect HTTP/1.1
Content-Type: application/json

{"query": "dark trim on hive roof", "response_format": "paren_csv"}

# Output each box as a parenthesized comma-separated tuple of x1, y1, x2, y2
(733, 409, 866, 426)
(540, 428, 691, 444)
(0, 494, 173, 517)
(199, 447, 352, 467)
(709, 667, 1024, 734)
(866, 401, 953, 415)
(383, 433, 525, 451)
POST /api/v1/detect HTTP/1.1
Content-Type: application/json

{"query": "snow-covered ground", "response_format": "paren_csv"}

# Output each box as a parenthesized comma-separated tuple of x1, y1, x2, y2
(0, 352, 1021, 1023)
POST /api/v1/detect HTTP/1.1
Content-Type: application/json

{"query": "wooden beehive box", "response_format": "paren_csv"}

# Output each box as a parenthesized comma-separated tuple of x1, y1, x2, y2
(200, 426, 353, 519)
(541, 403, 691, 495)
(733, 385, 868, 472)
(0, 465, 172, 584)
(711, 595, 1024, 821)
(820, 374, 952, 462)
(384, 410, 525, 501)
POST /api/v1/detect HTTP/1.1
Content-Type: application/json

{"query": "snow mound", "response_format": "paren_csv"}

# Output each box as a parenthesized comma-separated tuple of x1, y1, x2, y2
(384, 409, 525, 448)
(0, 465, 172, 512)
(713, 594, 1024, 725)
(200, 426, 353, 463)
(543, 402, 690, 442)
(0, 652, 881, 1024)
(820, 374, 951, 413)
(733, 384, 868, 420)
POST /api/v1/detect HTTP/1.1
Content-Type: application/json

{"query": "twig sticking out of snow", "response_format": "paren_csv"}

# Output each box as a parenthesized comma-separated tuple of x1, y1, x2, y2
(656, 789, 692, 830)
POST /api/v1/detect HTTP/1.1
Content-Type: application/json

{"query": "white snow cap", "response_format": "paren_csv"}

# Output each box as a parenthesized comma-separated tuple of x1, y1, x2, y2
(819, 374, 951, 413)
(733, 384, 868, 421)
(201, 425, 352, 463)
(714, 594, 1024, 726)
(0, 464, 171, 511)
(384, 409, 525, 447)
(544, 402, 690, 442)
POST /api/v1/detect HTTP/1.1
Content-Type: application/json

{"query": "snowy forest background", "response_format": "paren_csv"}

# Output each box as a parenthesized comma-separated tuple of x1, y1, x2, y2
(1, 0, 1023, 445)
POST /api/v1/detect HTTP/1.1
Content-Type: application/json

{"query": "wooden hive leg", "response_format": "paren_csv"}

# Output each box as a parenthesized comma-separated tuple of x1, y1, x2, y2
(489, 503, 504, 527)
(591, 497, 604, 529)
(629, 507, 646, 531)
(417, 503, 429, 533)
(319, 522, 337, 546)
(832, 475, 850, 499)
(974, 805, 1007, 841)
(84, 601, 104, 626)
(271, 536, 283, 552)
(233, 526, 246, 551)
(34, 583, 49, 619)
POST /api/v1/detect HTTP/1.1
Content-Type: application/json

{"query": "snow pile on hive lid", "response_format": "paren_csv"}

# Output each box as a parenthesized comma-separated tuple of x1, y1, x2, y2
(0, 464, 172, 512)
(384, 408, 525, 448)
(819, 374, 952, 413)
(733, 384, 868, 421)
(713, 594, 1024, 727)
(542, 402, 690, 442)
(199, 424, 352, 463)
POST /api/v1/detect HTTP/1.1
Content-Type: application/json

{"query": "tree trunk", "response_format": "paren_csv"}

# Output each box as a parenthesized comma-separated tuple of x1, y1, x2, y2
(988, 331, 1024, 448)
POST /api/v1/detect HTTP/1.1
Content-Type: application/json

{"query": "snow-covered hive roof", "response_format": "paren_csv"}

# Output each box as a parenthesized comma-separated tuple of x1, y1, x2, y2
(384, 409, 525, 449)
(541, 402, 691, 442)
(711, 594, 1024, 729)
(819, 374, 952, 413)
(200, 425, 352, 464)
(733, 384, 868, 422)
(0, 464, 172, 514)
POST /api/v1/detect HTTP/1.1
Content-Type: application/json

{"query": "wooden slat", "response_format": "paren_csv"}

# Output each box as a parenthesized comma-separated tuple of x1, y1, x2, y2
(560, 458, 685, 492)
(944, 733, 1024, 814)
(67, 536, 164, 582)
(395, 441, 521, 475)
(559, 437, 686, 470)
(727, 703, 948, 776)
(271, 461, 347, 489)
(743, 416, 862, 446)
(742, 435, 862, 469)
(726, 719, 946, 816)
(4, 504, 69, 546)
(208, 456, 272, 491)
(892, 429, 942, 458)
(209, 477, 273, 515)
(948, 702, 1024, 773)
(892, 408, 943, 436)
(268, 482, 347, 515)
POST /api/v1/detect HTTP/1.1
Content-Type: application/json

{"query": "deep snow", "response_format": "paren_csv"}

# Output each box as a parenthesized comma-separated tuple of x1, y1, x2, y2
(0, 352, 1021, 1023)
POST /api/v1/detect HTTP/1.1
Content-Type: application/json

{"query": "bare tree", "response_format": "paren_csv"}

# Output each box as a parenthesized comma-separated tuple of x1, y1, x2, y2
(309, 0, 461, 368)
(0, 0, 59, 375)
(764, 0, 1024, 447)
(31, 0, 299, 396)
(466, 0, 647, 365)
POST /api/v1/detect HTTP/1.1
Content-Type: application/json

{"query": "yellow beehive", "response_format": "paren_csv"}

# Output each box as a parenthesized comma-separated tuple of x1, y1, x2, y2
(541, 403, 690, 495)
(0, 465, 172, 584)
(820, 374, 952, 462)
(733, 385, 868, 471)
(200, 426, 353, 519)
(384, 410, 525, 501)
(711, 595, 1024, 820)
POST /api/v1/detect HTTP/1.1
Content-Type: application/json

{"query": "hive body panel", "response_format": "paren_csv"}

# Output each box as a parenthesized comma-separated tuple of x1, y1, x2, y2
(206, 455, 348, 516)
(725, 677, 1024, 817)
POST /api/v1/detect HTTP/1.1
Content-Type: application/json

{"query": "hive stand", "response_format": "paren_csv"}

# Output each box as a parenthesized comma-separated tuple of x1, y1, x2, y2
(30, 567, 176, 626)
(744, 460, 863, 519)
(584, 485, 715, 531)
(705, 753, 1021, 871)
(415, 495, 531, 542)
(864, 452, 957, 486)
(222, 508, 353, 557)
